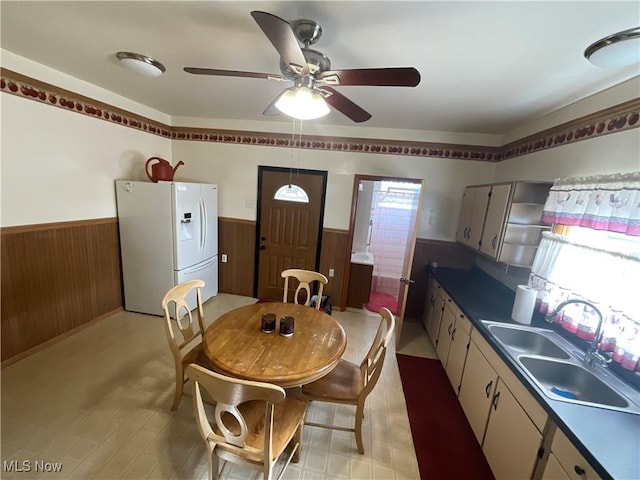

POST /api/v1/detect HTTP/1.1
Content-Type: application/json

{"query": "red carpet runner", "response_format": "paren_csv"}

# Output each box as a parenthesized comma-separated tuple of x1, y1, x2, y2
(396, 354, 495, 480)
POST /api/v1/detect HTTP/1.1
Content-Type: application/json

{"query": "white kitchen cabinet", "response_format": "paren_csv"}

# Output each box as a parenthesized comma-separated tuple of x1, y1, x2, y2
(444, 310, 472, 394)
(422, 276, 438, 331)
(479, 183, 512, 257)
(458, 340, 498, 444)
(456, 185, 491, 249)
(458, 328, 548, 479)
(543, 429, 602, 480)
(434, 294, 472, 394)
(542, 453, 571, 480)
(456, 181, 552, 267)
(426, 284, 446, 346)
(483, 378, 544, 480)
(436, 297, 457, 366)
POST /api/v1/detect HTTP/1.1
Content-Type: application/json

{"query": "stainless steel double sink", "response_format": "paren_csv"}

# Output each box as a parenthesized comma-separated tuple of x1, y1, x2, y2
(481, 321, 640, 415)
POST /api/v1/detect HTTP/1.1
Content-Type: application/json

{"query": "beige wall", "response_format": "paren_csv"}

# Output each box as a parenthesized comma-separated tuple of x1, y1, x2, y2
(171, 140, 496, 238)
(0, 94, 171, 226)
(1, 51, 638, 238)
(1, 52, 172, 227)
(494, 129, 640, 183)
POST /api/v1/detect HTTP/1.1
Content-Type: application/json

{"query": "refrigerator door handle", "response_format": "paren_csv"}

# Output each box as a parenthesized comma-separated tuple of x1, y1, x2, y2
(200, 197, 206, 254)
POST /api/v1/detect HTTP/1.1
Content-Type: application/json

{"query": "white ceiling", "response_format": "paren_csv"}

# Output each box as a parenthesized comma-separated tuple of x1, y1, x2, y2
(1, 1, 639, 135)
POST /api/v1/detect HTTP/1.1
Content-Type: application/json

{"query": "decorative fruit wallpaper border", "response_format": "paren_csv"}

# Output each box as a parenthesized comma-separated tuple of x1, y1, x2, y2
(2, 68, 638, 162)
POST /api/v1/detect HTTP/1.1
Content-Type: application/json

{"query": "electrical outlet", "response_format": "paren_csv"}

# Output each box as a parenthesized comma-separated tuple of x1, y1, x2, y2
(328, 268, 335, 277)
(221, 254, 228, 263)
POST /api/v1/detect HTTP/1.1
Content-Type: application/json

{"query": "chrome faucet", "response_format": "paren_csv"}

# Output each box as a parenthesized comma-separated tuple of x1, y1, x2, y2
(544, 299, 609, 367)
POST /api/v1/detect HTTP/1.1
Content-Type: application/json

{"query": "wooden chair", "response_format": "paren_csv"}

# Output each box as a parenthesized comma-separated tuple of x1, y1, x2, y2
(281, 268, 328, 309)
(186, 364, 307, 480)
(300, 307, 395, 454)
(161, 279, 213, 411)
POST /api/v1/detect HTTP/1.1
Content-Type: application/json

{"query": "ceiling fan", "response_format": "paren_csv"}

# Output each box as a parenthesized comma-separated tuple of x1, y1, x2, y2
(184, 11, 421, 123)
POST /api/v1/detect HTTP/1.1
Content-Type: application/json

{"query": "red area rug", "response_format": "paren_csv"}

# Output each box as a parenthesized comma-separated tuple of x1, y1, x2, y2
(365, 291, 398, 314)
(396, 354, 495, 480)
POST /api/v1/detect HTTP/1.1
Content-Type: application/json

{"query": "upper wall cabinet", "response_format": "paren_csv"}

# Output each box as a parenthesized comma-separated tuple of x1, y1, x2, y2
(456, 181, 552, 267)
(456, 185, 491, 249)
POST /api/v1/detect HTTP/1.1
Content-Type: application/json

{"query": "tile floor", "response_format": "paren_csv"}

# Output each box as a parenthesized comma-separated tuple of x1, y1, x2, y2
(1, 294, 437, 480)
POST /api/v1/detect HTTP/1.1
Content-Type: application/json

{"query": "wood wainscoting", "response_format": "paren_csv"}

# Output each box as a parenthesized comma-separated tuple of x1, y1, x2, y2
(219, 218, 350, 307)
(218, 217, 256, 297)
(319, 228, 349, 309)
(1, 218, 123, 365)
(0, 216, 465, 364)
(404, 238, 477, 321)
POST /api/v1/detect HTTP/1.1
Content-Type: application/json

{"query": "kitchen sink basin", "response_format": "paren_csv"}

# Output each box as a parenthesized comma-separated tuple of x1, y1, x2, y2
(486, 324, 571, 359)
(481, 320, 640, 414)
(518, 356, 630, 409)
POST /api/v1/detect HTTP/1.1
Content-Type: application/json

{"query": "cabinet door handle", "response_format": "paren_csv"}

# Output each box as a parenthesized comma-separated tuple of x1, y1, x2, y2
(492, 391, 501, 410)
(574, 466, 586, 476)
(451, 327, 456, 340)
(484, 380, 493, 398)
(491, 235, 497, 249)
(447, 323, 453, 335)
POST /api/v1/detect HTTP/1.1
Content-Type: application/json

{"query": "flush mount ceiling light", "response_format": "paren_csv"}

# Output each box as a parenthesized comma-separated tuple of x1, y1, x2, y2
(116, 51, 166, 77)
(584, 27, 640, 68)
(275, 77, 330, 120)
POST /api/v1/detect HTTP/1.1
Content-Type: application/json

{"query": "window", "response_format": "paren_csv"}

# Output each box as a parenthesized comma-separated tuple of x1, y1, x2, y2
(530, 228, 640, 370)
(273, 184, 309, 203)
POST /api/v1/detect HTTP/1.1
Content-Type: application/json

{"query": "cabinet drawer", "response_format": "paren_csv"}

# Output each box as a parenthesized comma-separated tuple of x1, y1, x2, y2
(551, 430, 601, 480)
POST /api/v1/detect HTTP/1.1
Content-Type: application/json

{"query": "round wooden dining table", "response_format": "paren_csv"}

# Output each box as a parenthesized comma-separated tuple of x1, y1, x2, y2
(203, 302, 347, 388)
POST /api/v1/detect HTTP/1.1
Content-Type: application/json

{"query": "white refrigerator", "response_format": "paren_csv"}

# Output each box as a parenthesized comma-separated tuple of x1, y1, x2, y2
(115, 180, 218, 315)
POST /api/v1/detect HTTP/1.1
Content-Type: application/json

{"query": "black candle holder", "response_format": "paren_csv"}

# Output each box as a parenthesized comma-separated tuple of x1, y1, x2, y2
(261, 313, 276, 333)
(279, 316, 295, 337)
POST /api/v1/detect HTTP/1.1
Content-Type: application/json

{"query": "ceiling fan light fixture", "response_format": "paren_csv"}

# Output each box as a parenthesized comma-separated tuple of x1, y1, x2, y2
(275, 86, 330, 120)
(116, 51, 166, 77)
(584, 27, 640, 67)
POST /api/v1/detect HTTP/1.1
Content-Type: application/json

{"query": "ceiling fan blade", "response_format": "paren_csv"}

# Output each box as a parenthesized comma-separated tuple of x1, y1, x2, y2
(263, 92, 283, 116)
(250, 11, 309, 75)
(318, 67, 421, 87)
(183, 67, 286, 81)
(321, 87, 372, 123)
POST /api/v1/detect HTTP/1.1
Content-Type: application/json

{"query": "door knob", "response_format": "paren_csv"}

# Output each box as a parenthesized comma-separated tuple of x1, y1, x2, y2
(400, 277, 415, 285)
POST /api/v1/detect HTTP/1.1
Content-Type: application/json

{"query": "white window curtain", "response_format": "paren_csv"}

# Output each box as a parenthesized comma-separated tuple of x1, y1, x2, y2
(531, 233, 640, 317)
(529, 232, 640, 366)
(541, 172, 640, 236)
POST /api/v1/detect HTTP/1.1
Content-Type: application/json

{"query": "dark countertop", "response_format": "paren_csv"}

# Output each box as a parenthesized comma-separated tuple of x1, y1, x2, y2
(430, 267, 640, 480)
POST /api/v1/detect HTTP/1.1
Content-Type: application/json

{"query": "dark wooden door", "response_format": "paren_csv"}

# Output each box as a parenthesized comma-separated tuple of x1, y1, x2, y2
(255, 167, 327, 301)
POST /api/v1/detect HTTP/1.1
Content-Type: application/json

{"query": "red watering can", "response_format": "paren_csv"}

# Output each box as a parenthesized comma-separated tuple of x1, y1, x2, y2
(145, 157, 184, 182)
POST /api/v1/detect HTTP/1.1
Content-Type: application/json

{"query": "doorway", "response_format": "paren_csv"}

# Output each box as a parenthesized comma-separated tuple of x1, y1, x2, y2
(254, 166, 327, 301)
(343, 175, 424, 347)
